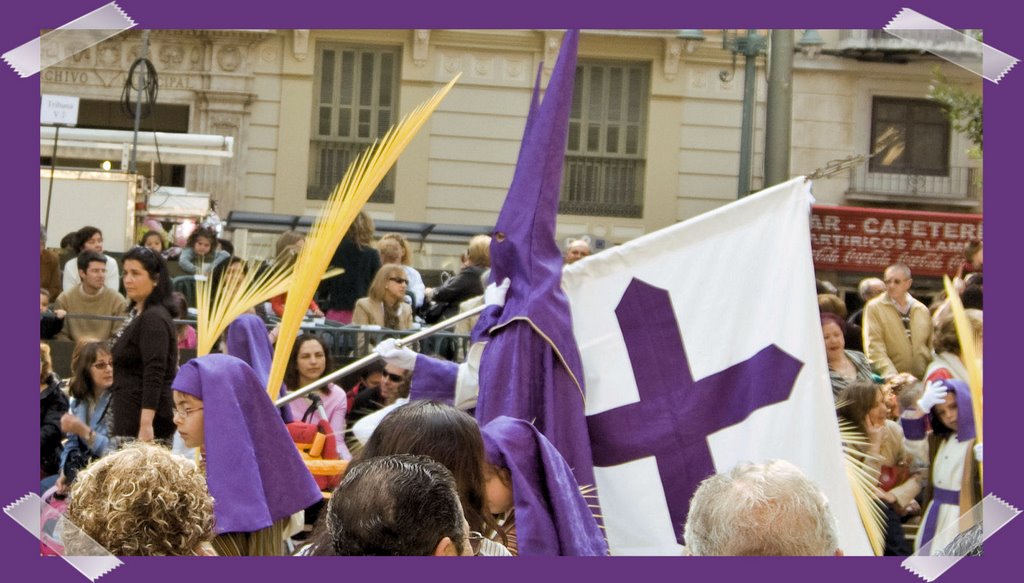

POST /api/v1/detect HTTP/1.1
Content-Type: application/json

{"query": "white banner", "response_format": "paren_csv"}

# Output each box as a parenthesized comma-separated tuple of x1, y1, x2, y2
(563, 178, 872, 556)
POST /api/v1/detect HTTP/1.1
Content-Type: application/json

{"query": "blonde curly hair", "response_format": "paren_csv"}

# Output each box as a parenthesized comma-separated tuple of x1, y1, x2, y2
(65, 442, 215, 556)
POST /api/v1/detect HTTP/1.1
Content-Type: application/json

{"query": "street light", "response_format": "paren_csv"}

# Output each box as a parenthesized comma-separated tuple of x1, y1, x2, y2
(720, 30, 767, 197)
(797, 29, 826, 58)
(677, 29, 706, 53)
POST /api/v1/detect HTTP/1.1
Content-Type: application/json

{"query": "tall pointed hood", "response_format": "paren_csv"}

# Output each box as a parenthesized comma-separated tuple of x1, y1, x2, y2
(484, 29, 584, 391)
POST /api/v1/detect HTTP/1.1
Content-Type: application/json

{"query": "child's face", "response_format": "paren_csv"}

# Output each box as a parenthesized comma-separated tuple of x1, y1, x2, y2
(934, 392, 959, 432)
(193, 236, 213, 256)
(172, 391, 205, 450)
(40, 293, 49, 313)
(484, 464, 514, 515)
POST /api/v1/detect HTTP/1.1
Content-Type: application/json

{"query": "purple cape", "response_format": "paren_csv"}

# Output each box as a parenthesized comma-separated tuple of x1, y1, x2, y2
(172, 354, 322, 534)
(482, 416, 607, 556)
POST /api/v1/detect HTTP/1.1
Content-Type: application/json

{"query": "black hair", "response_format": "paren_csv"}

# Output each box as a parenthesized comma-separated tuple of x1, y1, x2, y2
(76, 251, 107, 274)
(186, 227, 217, 251)
(309, 454, 466, 556)
(73, 226, 102, 253)
(284, 333, 334, 395)
(356, 400, 499, 536)
(140, 230, 166, 252)
(122, 246, 177, 316)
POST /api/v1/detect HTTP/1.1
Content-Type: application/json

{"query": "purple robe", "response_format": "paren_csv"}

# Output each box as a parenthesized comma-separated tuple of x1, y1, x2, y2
(411, 31, 593, 487)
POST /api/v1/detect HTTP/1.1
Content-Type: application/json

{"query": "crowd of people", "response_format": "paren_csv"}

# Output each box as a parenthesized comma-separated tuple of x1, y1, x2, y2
(38, 215, 982, 557)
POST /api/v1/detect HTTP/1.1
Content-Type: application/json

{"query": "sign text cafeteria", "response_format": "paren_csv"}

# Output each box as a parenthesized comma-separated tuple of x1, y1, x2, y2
(810, 206, 982, 277)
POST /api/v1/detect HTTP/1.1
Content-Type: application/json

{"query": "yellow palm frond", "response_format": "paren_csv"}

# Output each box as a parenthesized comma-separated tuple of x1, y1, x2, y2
(194, 256, 340, 356)
(837, 417, 886, 556)
(942, 275, 983, 488)
(195, 258, 290, 356)
(266, 75, 461, 400)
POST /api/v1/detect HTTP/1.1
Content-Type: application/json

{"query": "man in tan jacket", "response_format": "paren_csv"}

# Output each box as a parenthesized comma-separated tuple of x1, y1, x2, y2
(863, 263, 933, 379)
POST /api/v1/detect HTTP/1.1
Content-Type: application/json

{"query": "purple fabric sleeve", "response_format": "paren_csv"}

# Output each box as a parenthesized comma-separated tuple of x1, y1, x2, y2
(901, 415, 928, 440)
(409, 354, 459, 405)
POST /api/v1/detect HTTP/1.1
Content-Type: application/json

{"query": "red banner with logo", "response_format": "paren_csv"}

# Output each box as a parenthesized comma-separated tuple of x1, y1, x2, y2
(810, 205, 982, 277)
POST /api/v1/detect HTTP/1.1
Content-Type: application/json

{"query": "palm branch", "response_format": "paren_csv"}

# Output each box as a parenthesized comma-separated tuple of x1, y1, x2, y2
(265, 74, 461, 400)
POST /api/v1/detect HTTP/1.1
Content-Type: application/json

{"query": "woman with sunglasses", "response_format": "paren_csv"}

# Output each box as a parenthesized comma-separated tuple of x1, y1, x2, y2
(55, 341, 115, 496)
(352, 264, 414, 330)
(109, 246, 179, 444)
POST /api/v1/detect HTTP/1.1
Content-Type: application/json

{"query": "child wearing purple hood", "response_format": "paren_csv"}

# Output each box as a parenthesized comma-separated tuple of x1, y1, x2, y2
(172, 354, 322, 555)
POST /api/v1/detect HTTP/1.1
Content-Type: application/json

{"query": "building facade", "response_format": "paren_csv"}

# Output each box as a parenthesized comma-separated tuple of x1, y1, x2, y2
(40, 29, 982, 277)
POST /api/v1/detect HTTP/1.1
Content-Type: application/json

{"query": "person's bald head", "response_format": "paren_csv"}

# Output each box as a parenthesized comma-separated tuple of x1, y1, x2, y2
(564, 239, 591, 264)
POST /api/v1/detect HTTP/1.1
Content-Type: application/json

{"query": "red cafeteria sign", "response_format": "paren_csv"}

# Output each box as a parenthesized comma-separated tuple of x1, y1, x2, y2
(810, 206, 982, 277)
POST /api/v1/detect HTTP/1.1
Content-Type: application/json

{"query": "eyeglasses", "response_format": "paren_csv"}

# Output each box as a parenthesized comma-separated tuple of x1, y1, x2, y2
(467, 531, 484, 556)
(173, 405, 203, 420)
(91, 361, 113, 370)
(388, 277, 409, 285)
(382, 371, 405, 383)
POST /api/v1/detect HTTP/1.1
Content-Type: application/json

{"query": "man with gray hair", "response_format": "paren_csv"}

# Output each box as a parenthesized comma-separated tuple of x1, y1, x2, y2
(863, 263, 933, 378)
(683, 459, 843, 556)
(845, 277, 885, 352)
(564, 238, 591, 264)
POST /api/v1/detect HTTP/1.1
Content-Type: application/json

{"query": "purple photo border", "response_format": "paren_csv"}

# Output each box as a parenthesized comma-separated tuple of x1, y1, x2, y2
(5, 1, 1019, 581)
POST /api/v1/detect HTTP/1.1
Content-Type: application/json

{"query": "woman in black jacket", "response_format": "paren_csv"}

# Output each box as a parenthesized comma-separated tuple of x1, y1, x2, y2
(109, 246, 178, 443)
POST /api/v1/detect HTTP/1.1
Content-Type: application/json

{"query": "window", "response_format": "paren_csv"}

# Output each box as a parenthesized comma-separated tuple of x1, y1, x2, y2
(560, 61, 649, 218)
(309, 44, 399, 202)
(869, 97, 950, 176)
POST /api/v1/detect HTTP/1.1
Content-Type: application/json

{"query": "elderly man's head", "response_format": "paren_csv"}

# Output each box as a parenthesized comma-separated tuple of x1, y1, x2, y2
(883, 264, 913, 303)
(564, 239, 591, 264)
(683, 459, 842, 556)
(319, 454, 472, 556)
(858, 277, 886, 302)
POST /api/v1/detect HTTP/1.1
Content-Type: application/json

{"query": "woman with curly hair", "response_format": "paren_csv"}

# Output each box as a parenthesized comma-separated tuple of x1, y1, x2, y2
(65, 442, 215, 556)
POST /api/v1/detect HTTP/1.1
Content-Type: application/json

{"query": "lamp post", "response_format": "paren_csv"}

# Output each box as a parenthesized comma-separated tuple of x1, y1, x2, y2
(720, 30, 767, 197)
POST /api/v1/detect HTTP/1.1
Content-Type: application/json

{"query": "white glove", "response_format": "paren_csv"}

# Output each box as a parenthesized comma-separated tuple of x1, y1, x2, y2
(374, 338, 417, 371)
(974, 443, 983, 463)
(916, 380, 947, 412)
(484, 277, 511, 307)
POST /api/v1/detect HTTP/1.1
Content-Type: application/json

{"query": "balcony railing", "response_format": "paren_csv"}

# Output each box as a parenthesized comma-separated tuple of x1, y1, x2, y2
(848, 161, 981, 201)
(837, 29, 982, 57)
(559, 155, 645, 218)
(308, 139, 394, 203)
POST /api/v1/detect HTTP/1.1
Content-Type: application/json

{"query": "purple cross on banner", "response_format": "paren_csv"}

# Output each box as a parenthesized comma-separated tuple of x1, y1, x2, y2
(587, 278, 804, 543)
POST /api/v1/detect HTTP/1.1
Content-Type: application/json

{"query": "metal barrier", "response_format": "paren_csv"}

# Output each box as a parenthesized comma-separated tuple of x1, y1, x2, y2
(43, 312, 472, 373)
